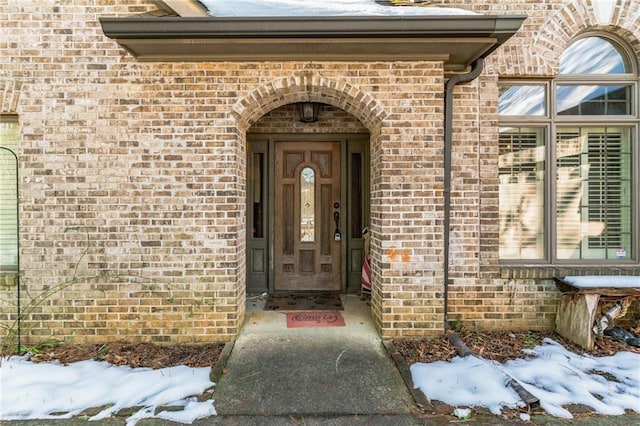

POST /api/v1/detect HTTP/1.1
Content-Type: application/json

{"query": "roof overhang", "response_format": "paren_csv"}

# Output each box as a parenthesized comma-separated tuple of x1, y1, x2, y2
(100, 15, 526, 73)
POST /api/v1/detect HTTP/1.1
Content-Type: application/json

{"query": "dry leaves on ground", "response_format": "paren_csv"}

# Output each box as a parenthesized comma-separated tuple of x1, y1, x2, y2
(28, 342, 225, 369)
(393, 329, 640, 365)
(20, 328, 640, 370)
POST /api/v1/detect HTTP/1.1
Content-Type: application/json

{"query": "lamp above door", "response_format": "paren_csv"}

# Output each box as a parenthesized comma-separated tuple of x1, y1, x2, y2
(297, 102, 320, 123)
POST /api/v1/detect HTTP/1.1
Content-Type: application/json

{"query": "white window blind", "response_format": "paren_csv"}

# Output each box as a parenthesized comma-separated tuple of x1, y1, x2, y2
(0, 117, 18, 270)
(587, 132, 624, 249)
(498, 128, 545, 259)
(556, 128, 632, 260)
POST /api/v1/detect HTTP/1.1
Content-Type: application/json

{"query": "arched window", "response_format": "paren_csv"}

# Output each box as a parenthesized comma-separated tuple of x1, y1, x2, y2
(559, 36, 628, 74)
(498, 35, 638, 263)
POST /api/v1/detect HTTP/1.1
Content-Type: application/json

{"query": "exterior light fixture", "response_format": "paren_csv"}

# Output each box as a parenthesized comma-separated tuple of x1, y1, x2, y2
(297, 102, 320, 123)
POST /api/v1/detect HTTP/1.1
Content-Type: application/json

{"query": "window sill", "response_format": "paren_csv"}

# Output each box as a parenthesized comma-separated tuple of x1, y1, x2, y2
(499, 265, 640, 280)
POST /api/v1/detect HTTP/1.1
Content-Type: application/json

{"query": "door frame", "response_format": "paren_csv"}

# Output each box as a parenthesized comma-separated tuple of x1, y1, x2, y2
(246, 133, 370, 294)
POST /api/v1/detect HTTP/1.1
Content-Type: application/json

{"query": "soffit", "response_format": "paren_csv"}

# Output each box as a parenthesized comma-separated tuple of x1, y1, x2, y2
(100, 15, 526, 72)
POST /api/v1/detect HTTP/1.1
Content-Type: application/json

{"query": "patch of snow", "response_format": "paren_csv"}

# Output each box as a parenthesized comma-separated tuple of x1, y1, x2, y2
(411, 355, 523, 415)
(200, 0, 476, 17)
(452, 407, 472, 419)
(0, 355, 215, 425)
(411, 338, 640, 419)
(563, 275, 640, 289)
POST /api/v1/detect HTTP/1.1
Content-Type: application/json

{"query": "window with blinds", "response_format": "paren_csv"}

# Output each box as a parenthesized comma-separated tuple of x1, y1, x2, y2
(498, 35, 637, 263)
(498, 128, 545, 259)
(556, 128, 632, 259)
(0, 116, 19, 271)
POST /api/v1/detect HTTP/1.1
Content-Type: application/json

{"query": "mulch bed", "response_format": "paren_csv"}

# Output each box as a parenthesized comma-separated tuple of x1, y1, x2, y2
(393, 329, 640, 365)
(27, 342, 225, 369)
(22, 328, 639, 370)
(393, 329, 640, 422)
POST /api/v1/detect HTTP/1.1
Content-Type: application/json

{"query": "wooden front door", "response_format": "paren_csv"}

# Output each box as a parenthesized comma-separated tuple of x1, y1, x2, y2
(274, 141, 341, 291)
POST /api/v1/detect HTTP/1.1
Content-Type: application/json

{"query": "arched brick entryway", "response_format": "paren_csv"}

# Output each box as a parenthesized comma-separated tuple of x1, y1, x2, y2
(231, 74, 387, 131)
(230, 73, 387, 331)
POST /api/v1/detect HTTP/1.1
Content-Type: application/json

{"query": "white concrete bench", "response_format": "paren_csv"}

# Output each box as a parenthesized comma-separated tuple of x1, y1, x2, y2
(554, 275, 640, 350)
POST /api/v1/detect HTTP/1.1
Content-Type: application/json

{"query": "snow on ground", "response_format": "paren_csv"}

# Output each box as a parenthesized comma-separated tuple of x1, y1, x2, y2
(411, 338, 640, 419)
(200, 0, 476, 17)
(1, 338, 638, 423)
(0, 356, 215, 425)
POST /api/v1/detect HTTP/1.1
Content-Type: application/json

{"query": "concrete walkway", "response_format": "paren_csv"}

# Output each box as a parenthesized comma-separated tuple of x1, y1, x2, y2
(212, 294, 418, 418)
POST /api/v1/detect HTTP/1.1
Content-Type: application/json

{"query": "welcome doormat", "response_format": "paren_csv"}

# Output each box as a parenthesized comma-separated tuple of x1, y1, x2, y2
(264, 292, 343, 311)
(286, 311, 346, 328)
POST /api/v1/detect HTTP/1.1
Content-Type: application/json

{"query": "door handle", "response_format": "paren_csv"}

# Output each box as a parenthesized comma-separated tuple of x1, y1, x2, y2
(333, 211, 341, 241)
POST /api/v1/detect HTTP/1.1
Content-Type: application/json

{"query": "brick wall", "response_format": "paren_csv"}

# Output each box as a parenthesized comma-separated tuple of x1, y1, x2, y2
(1, 0, 638, 345)
(439, 0, 640, 333)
